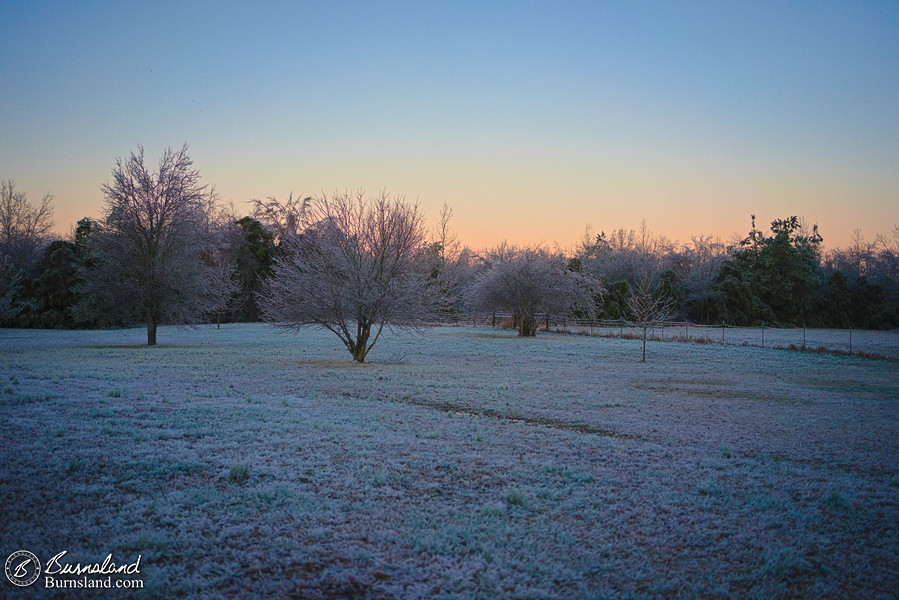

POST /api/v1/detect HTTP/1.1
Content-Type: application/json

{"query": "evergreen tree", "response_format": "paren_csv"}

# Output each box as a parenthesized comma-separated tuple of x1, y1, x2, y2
(17, 240, 80, 328)
(718, 216, 822, 325)
(234, 216, 276, 322)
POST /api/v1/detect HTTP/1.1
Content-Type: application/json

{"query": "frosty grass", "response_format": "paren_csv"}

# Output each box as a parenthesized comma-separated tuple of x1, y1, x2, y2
(1, 324, 896, 598)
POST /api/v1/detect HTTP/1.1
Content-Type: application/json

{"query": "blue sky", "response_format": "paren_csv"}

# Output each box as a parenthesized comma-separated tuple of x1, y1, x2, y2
(2, 1, 896, 249)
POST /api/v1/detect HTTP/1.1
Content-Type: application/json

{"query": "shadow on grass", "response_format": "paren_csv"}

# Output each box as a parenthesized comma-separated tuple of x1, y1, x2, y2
(82, 344, 205, 350)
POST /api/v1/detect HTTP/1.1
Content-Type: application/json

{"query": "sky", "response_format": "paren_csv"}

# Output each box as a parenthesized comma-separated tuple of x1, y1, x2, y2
(1, 1, 897, 251)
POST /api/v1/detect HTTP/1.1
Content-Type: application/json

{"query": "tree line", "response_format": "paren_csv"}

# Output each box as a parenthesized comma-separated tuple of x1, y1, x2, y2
(1, 145, 896, 361)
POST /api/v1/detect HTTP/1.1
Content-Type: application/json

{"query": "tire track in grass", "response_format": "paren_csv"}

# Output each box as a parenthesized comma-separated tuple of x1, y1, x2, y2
(390, 396, 642, 440)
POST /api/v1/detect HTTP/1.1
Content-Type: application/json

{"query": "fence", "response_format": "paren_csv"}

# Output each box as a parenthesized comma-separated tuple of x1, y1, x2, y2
(436, 313, 899, 359)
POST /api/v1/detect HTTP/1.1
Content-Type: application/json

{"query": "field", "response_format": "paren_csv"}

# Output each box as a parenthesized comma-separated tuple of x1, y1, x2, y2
(559, 322, 899, 359)
(1, 324, 897, 599)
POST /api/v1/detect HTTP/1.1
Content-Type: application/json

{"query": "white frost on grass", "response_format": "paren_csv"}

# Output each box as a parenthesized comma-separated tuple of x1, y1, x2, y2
(557, 322, 899, 359)
(0, 323, 897, 599)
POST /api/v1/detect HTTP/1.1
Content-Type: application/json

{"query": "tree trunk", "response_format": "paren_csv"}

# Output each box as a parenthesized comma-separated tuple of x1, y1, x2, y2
(352, 346, 367, 362)
(352, 322, 371, 362)
(518, 314, 537, 337)
(641, 328, 647, 362)
(147, 315, 158, 346)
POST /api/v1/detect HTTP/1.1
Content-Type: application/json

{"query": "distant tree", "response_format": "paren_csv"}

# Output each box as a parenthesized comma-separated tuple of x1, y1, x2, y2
(74, 217, 98, 246)
(677, 236, 728, 323)
(16, 240, 80, 328)
(0, 180, 55, 320)
(0, 179, 55, 273)
(598, 280, 630, 320)
(874, 226, 899, 327)
(233, 216, 277, 321)
(627, 274, 675, 362)
(74, 145, 225, 345)
(655, 269, 685, 318)
(425, 201, 456, 282)
(250, 192, 310, 245)
(819, 226, 899, 329)
(580, 220, 674, 288)
(718, 216, 822, 325)
(425, 202, 473, 316)
(10, 217, 121, 329)
(715, 267, 774, 326)
(199, 195, 241, 328)
(874, 226, 898, 291)
(838, 229, 877, 282)
(259, 190, 433, 363)
(0, 255, 19, 321)
(571, 216, 897, 329)
(467, 246, 601, 336)
(817, 271, 852, 328)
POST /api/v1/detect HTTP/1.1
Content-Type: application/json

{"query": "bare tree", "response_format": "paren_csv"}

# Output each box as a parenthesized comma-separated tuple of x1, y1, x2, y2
(74, 145, 226, 345)
(875, 226, 898, 285)
(433, 202, 459, 260)
(259, 190, 433, 362)
(199, 191, 240, 328)
(467, 246, 601, 336)
(581, 220, 673, 287)
(426, 202, 474, 315)
(627, 274, 676, 362)
(250, 192, 311, 245)
(678, 235, 728, 322)
(0, 179, 55, 273)
(825, 228, 877, 282)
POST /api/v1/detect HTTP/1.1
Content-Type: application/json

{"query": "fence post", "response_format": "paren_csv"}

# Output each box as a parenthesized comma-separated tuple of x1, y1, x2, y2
(722, 324, 725, 343)
(761, 325, 765, 348)
(849, 327, 853, 355)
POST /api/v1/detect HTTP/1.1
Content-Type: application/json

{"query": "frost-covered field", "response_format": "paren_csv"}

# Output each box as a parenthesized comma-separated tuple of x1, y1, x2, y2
(1, 324, 897, 599)
(553, 322, 899, 359)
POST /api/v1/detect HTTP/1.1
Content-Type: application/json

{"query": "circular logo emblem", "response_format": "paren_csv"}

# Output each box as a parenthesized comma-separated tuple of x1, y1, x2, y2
(5, 550, 41, 587)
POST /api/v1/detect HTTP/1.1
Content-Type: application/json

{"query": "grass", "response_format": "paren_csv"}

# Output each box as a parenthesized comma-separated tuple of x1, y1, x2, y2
(227, 462, 251, 485)
(0, 323, 896, 599)
(480, 502, 506, 517)
(783, 343, 894, 362)
(820, 490, 853, 511)
(504, 488, 526, 506)
(66, 456, 83, 475)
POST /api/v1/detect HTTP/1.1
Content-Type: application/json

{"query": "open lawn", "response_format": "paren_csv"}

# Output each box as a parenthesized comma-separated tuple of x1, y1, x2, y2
(1, 324, 897, 598)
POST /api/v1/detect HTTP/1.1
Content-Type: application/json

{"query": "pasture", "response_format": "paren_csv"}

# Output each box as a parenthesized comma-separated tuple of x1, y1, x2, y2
(1, 324, 897, 598)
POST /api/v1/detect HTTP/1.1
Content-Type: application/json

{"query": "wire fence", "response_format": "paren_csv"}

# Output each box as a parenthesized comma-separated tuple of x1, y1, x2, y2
(436, 313, 899, 359)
